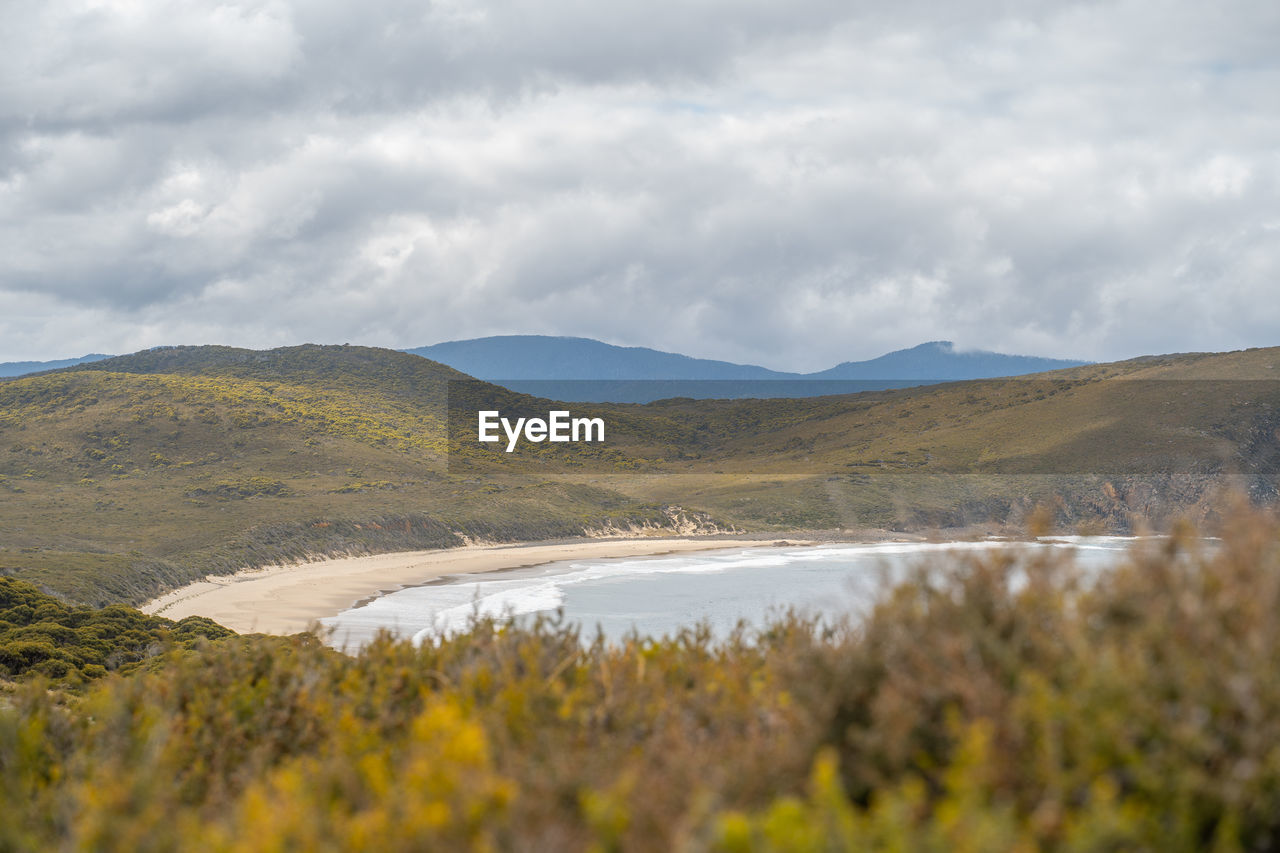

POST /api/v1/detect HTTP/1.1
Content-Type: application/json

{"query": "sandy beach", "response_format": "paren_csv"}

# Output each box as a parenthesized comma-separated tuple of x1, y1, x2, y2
(141, 538, 802, 635)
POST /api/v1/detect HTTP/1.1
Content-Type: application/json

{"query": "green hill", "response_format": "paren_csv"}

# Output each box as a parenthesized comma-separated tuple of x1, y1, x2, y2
(1, 343, 1278, 605)
(0, 346, 695, 604)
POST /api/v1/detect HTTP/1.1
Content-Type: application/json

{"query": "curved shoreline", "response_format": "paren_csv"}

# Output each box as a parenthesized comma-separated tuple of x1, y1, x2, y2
(140, 537, 821, 635)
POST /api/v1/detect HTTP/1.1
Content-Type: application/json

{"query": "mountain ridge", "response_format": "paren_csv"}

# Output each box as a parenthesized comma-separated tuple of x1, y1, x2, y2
(405, 335, 1088, 381)
(404, 336, 1090, 400)
(2, 339, 1087, 392)
(406, 335, 785, 381)
(0, 353, 112, 377)
(811, 340, 1086, 380)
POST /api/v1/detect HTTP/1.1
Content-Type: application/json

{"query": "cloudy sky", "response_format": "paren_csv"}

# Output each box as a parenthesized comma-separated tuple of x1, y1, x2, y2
(1, 0, 1277, 370)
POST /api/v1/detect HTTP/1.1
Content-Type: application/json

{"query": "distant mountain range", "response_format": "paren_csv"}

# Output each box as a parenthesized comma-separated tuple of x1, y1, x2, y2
(407, 336, 784, 381)
(1, 339, 1087, 402)
(404, 337, 1089, 402)
(0, 353, 112, 377)
(807, 341, 1087, 381)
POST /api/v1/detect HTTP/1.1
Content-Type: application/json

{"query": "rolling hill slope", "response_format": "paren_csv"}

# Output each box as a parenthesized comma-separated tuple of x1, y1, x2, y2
(0, 346, 711, 604)
(1, 343, 1277, 605)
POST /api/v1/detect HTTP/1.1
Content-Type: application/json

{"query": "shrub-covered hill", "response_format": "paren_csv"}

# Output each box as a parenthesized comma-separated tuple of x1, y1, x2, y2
(66, 343, 474, 404)
(604, 345, 1280, 533)
(2, 342, 1279, 606)
(0, 345, 711, 604)
(4, 512, 1280, 850)
(0, 577, 231, 688)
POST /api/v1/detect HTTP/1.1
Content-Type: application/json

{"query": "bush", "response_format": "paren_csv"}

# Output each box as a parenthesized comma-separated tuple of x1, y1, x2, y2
(0, 578, 233, 687)
(4, 510, 1280, 849)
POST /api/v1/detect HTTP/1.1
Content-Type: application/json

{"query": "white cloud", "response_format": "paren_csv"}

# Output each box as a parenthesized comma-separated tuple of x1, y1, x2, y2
(0, 0, 1277, 368)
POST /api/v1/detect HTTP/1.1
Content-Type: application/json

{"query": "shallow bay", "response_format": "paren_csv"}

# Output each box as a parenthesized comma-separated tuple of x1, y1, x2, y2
(323, 536, 1144, 648)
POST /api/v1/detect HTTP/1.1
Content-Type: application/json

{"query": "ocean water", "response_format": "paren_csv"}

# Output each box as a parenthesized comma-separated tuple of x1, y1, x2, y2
(321, 537, 1147, 649)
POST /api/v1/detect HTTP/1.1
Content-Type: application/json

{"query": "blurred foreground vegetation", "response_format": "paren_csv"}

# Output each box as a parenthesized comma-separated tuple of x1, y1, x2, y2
(5, 509, 1280, 850)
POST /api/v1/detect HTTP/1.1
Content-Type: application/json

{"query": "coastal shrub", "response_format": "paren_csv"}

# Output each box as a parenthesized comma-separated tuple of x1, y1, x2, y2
(4, 510, 1280, 849)
(0, 578, 232, 688)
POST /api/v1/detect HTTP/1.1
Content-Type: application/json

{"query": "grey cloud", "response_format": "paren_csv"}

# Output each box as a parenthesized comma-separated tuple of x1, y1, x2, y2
(0, 0, 1277, 368)
(3, 0, 859, 130)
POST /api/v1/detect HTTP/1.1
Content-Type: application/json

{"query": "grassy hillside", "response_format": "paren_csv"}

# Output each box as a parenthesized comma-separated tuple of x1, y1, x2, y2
(5, 512, 1280, 850)
(1, 343, 1278, 605)
(0, 346, 699, 604)
(609, 349, 1280, 530)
